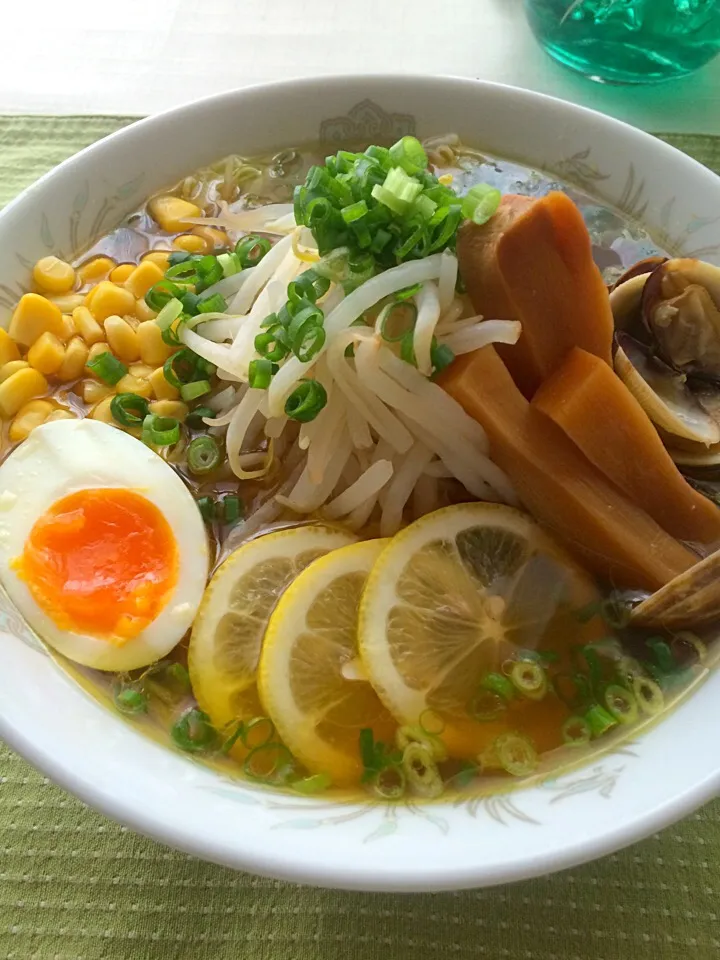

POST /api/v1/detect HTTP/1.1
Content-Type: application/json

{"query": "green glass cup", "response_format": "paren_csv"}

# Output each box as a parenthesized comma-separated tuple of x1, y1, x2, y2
(525, 0, 720, 84)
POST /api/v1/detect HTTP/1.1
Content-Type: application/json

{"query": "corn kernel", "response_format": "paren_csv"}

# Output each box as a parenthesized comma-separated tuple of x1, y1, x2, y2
(78, 256, 115, 284)
(27, 331, 65, 376)
(173, 233, 206, 254)
(78, 379, 114, 405)
(142, 250, 171, 272)
(123, 260, 164, 300)
(33, 256, 76, 295)
(9, 399, 54, 441)
(134, 298, 158, 322)
(0, 368, 48, 418)
(104, 316, 140, 363)
(129, 362, 154, 379)
(89, 396, 116, 425)
(45, 409, 76, 423)
(84, 286, 99, 309)
(58, 337, 90, 382)
(47, 293, 84, 314)
(72, 306, 105, 345)
(8, 293, 64, 347)
(86, 341, 113, 367)
(191, 225, 229, 251)
(88, 281, 136, 322)
(109, 263, 135, 284)
(59, 314, 75, 342)
(0, 360, 30, 383)
(148, 195, 201, 233)
(116, 373, 152, 398)
(149, 399, 188, 422)
(137, 321, 174, 366)
(0, 328, 21, 366)
(148, 365, 180, 401)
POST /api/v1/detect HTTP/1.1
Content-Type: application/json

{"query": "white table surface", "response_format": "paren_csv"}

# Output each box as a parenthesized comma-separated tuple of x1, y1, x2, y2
(3, 0, 720, 133)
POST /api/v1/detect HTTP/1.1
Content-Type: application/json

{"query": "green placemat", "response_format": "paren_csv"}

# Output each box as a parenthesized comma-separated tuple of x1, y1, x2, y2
(1, 117, 720, 960)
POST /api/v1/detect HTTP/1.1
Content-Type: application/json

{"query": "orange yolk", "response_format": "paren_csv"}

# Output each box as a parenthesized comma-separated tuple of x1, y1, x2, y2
(16, 488, 178, 643)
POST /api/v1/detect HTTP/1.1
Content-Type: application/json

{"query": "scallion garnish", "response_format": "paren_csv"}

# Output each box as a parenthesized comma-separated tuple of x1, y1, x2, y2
(494, 732, 538, 777)
(180, 380, 211, 402)
(248, 358, 274, 389)
(155, 297, 184, 332)
(86, 351, 127, 386)
(163, 348, 202, 389)
(585, 703, 617, 738)
(221, 495, 242, 525)
(468, 690, 507, 722)
(110, 392, 150, 427)
(632, 676, 664, 716)
(197, 292, 227, 314)
(461, 183, 502, 225)
(359, 728, 403, 788)
(196, 495, 215, 522)
(401, 742, 443, 798)
(379, 301, 417, 342)
(142, 413, 180, 447)
(389, 135, 428, 175)
(284, 379, 327, 423)
(243, 743, 294, 785)
(254, 327, 290, 362)
(186, 435, 220, 476)
(289, 773, 332, 795)
(235, 235, 272, 268)
(113, 684, 148, 715)
(217, 252, 240, 278)
(145, 278, 186, 312)
(480, 672, 516, 701)
(185, 405, 215, 429)
(509, 660, 548, 701)
(603, 684, 639, 724)
(171, 708, 218, 753)
(562, 715, 591, 746)
(430, 338, 455, 376)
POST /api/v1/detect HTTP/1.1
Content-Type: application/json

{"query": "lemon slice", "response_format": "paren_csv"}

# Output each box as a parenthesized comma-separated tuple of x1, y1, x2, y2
(358, 503, 603, 760)
(258, 539, 397, 786)
(188, 524, 356, 738)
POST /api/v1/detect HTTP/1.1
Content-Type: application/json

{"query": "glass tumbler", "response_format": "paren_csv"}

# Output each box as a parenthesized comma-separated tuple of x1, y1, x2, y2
(524, 0, 720, 84)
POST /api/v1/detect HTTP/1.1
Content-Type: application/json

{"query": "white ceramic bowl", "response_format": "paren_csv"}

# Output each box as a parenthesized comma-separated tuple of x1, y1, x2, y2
(1, 76, 719, 893)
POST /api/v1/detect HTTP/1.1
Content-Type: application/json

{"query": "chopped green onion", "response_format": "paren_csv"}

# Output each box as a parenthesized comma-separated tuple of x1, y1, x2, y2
(221, 495, 242, 524)
(196, 495, 215, 522)
(235, 235, 272, 268)
(145, 279, 186, 312)
(585, 703, 618, 738)
(155, 297, 184, 332)
(180, 290, 201, 316)
(616, 655, 645, 688)
(378, 301, 417, 342)
(161, 322, 184, 347)
(194, 255, 224, 291)
(509, 660, 548, 700)
(481, 672, 516, 701)
(395, 283, 422, 301)
(113, 684, 147, 715)
(142, 414, 180, 447)
(494, 732, 538, 777)
(645, 637, 676, 675)
(389, 136, 428, 175)
(242, 715, 274, 750)
(86, 351, 127, 386)
(395, 724, 448, 763)
(254, 327, 290, 362)
(217, 252, 240, 278)
(430, 339, 455, 376)
(166, 258, 201, 282)
(197, 292, 227, 314)
(248, 357, 274, 389)
(603, 684, 639, 724)
(171, 708, 218, 753)
(163, 348, 200, 388)
(290, 773, 332, 795)
(418, 708, 445, 736)
(185, 405, 215, 429)
(670, 632, 707, 667)
(461, 183, 502, 225)
(180, 380, 211, 402)
(401, 742, 443, 798)
(285, 379, 327, 423)
(294, 323, 326, 362)
(400, 331, 417, 366)
(369, 766, 406, 800)
(632, 676, 664, 716)
(110, 392, 150, 427)
(167, 250, 192, 267)
(468, 690, 507, 722)
(243, 743, 294, 784)
(186, 435, 220, 475)
(562, 715, 591, 746)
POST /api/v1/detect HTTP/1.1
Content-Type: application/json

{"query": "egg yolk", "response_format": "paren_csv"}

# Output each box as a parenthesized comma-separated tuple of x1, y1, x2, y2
(16, 488, 178, 643)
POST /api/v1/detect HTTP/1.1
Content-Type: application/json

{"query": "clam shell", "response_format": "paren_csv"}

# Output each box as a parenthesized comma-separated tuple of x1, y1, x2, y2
(631, 547, 720, 629)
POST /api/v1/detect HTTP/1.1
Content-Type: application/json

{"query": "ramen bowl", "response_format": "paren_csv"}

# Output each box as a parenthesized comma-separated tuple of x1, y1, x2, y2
(0, 75, 719, 892)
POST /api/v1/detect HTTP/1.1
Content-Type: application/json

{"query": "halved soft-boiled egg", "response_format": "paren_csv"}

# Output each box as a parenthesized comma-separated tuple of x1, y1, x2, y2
(0, 419, 209, 671)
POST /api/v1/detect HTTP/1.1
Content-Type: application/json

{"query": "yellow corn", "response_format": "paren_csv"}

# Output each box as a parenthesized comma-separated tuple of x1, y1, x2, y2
(89, 396, 117, 425)
(72, 306, 105, 345)
(104, 316, 140, 363)
(58, 337, 90, 382)
(141, 250, 171, 272)
(134, 298, 157, 322)
(109, 263, 135, 284)
(149, 399, 189, 422)
(8, 293, 64, 348)
(45, 408, 76, 424)
(47, 293, 84, 314)
(78, 256, 115, 285)
(191, 225, 229, 251)
(78, 379, 114, 405)
(115, 373, 152, 399)
(0, 368, 48, 418)
(148, 195, 202, 233)
(0, 361, 29, 383)
(124, 260, 164, 299)
(129, 362, 154, 379)
(148, 365, 180, 401)
(8, 399, 54, 442)
(33, 256, 76, 295)
(0, 328, 21, 367)
(137, 321, 174, 366)
(86, 341, 113, 368)
(172, 234, 206, 254)
(88, 281, 136, 322)
(59, 314, 75, 342)
(27, 332, 65, 376)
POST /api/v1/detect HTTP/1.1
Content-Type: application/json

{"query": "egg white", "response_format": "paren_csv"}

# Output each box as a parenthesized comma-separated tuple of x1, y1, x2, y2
(0, 418, 209, 671)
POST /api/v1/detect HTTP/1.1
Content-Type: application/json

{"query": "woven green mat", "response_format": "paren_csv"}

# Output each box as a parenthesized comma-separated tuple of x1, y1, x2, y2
(1, 117, 720, 960)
